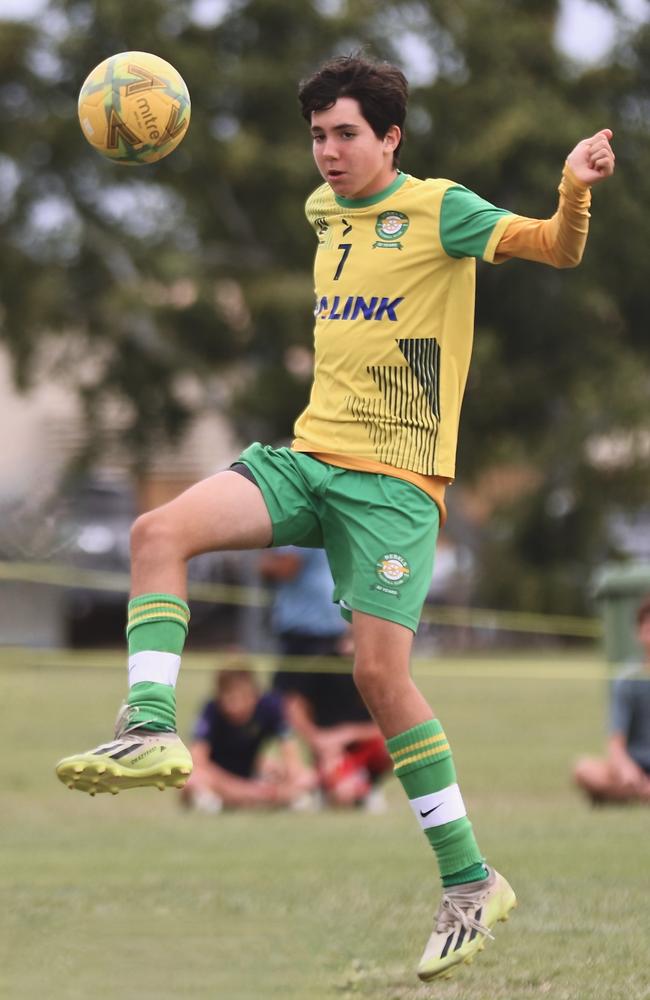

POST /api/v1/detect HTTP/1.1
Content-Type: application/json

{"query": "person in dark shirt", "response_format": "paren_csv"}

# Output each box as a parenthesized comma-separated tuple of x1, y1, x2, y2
(574, 596, 650, 804)
(260, 546, 391, 807)
(182, 665, 315, 812)
(277, 666, 393, 809)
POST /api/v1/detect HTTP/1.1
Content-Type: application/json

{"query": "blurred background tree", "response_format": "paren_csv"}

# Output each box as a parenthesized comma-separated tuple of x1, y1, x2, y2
(1, 0, 649, 614)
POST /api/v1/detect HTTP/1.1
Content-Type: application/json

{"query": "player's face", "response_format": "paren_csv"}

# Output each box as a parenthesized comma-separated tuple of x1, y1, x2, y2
(310, 97, 400, 200)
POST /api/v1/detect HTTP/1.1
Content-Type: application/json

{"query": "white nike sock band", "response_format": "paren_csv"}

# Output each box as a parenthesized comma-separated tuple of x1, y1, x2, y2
(409, 783, 467, 830)
(128, 651, 181, 688)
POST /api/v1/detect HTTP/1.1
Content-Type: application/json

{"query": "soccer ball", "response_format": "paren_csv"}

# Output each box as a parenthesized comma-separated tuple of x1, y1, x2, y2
(77, 51, 191, 165)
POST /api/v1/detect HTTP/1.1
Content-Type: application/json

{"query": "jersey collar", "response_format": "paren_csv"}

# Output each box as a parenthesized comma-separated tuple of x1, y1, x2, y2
(334, 170, 408, 208)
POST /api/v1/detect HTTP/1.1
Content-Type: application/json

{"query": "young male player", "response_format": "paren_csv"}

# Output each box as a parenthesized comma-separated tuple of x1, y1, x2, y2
(56, 55, 615, 981)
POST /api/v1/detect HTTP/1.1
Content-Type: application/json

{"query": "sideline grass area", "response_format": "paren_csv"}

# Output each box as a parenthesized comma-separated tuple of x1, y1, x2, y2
(1, 650, 649, 1000)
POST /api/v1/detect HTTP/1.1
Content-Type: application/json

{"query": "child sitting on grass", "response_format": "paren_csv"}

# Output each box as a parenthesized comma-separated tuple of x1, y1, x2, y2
(182, 664, 315, 813)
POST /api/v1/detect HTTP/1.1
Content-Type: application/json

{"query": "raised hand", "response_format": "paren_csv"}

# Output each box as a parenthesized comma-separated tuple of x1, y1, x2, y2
(566, 129, 615, 185)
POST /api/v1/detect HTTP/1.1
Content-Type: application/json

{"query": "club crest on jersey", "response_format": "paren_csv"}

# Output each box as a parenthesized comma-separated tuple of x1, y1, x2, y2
(376, 553, 411, 587)
(374, 210, 409, 249)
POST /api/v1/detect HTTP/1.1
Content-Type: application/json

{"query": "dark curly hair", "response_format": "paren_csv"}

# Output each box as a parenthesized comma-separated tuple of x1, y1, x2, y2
(298, 54, 408, 167)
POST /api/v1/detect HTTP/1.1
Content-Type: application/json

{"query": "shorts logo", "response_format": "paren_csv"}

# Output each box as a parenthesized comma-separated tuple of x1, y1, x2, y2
(376, 553, 411, 586)
(374, 211, 409, 250)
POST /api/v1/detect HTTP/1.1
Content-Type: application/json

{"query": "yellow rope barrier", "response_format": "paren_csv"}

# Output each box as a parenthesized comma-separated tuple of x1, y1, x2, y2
(0, 646, 608, 680)
(0, 559, 602, 639)
(0, 560, 268, 607)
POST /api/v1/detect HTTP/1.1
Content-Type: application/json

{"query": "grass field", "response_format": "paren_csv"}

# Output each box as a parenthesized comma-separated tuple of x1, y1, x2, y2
(1, 649, 649, 1000)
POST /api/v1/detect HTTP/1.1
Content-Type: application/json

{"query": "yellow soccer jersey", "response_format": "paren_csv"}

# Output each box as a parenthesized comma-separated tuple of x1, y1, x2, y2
(292, 171, 514, 483)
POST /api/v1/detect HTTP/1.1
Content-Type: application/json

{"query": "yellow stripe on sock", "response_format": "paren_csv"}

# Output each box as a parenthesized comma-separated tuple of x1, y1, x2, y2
(128, 604, 190, 630)
(391, 732, 448, 761)
(128, 609, 189, 626)
(393, 743, 450, 771)
(130, 609, 189, 624)
(129, 601, 190, 620)
(131, 601, 190, 618)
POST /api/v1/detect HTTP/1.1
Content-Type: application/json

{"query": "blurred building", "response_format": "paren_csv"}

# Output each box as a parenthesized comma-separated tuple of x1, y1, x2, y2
(0, 343, 246, 647)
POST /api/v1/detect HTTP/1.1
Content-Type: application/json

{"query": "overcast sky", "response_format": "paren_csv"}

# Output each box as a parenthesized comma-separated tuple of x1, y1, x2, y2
(0, 0, 648, 64)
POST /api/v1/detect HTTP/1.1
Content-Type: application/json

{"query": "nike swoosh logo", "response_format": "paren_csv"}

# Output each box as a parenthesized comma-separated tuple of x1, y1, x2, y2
(420, 804, 442, 818)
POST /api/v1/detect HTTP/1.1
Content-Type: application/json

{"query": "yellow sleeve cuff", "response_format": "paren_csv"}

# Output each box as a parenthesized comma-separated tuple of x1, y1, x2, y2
(483, 213, 518, 264)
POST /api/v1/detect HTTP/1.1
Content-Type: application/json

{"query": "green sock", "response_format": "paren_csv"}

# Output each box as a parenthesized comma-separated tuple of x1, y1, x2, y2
(126, 681, 177, 732)
(442, 861, 488, 887)
(387, 719, 488, 886)
(125, 593, 190, 732)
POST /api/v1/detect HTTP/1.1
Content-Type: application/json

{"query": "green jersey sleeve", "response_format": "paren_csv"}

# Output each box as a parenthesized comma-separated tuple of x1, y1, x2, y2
(440, 185, 513, 260)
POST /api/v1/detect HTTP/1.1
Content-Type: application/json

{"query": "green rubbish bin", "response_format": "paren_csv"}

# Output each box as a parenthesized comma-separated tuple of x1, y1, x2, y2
(593, 562, 650, 664)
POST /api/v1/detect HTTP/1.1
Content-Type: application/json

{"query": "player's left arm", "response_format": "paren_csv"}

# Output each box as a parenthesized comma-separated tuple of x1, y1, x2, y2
(495, 129, 615, 268)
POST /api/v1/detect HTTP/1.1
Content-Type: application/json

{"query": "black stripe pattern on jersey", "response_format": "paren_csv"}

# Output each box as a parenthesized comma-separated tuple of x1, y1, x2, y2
(345, 337, 441, 474)
(397, 338, 441, 420)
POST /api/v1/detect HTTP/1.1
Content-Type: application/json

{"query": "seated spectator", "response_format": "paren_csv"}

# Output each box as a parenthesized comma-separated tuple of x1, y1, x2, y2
(574, 596, 650, 805)
(260, 546, 392, 809)
(279, 669, 392, 810)
(182, 664, 315, 813)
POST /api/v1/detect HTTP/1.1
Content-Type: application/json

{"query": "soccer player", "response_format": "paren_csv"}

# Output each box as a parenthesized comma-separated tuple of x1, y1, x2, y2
(56, 55, 615, 980)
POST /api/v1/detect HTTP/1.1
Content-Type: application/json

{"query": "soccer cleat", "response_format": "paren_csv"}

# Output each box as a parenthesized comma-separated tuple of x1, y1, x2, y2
(55, 705, 192, 796)
(417, 866, 516, 981)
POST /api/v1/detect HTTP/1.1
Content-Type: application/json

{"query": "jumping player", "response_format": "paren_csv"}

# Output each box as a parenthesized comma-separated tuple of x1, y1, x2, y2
(56, 55, 615, 980)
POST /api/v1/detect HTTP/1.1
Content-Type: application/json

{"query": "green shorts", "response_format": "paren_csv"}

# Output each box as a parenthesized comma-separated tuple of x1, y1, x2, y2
(236, 443, 440, 633)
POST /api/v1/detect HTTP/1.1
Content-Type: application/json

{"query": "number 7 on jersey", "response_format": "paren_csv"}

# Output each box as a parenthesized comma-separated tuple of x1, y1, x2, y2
(333, 242, 352, 281)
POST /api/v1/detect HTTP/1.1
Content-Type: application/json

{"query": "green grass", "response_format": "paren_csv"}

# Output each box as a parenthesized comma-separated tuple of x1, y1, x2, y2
(1, 650, 649, 1000)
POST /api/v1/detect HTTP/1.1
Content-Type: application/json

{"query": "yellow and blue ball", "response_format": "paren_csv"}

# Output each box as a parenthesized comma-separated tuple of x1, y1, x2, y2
(78, 51, 191, 165)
